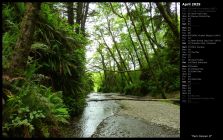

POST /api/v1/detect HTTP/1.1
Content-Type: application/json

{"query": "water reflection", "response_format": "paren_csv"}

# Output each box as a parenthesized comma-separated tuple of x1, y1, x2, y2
(78, 93, 120, 137)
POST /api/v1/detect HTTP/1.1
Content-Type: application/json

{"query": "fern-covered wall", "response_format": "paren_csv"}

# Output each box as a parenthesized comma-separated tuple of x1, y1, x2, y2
(2, 2, 93, 137)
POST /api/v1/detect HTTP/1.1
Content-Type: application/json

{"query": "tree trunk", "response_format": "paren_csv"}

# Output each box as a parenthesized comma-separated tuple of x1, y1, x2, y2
(106, 16, 133, 83)
(67, 3, 74, 26)
(149, 3, 158, 47)
(81, 2, 89, 35)
(100, 34, 122, 73)
(121, 13, 143, 69)
(11, 3, 41, 75)
(175, 2, 178, 28)
(97, 45, 107, 81)
(125, 3, 167, 99)
(126, 47, 136, 70)
(99, 32, 128, 83)
(156, 2, 179, 40)
(109, 3, 143, 69)
(125, 3, 150, 67)
(76, 2, 83, 34)
(133, 3, 158, 55)
(135, 3, 165, 75)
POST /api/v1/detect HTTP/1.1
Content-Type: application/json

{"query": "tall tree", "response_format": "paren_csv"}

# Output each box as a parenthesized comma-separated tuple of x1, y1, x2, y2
(75, 2, 83, 34)
(99, 30, 128, 83)
(125, 3, 150, 67)
(11, 3, 41, 74)
(67, 2, 74, 26)
(106, 16, 133, 83)
(97, 43, 107, 81)
(156, 2, 179, 41)
(109, 3, 143, 69)
(75, 2, 89, 36)
(81, 2, 89, 35)
(133, 3, 161, 55)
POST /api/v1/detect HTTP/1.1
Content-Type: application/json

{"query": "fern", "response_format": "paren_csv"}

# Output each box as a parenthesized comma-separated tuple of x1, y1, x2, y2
(3, 80, 70, 137)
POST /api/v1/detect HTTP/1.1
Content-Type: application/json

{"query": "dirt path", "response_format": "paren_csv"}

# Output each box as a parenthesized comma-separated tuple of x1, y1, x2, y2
(92, 94, 180, 137)
(117, 100, 180, 130)
(106, 93, 180, 130)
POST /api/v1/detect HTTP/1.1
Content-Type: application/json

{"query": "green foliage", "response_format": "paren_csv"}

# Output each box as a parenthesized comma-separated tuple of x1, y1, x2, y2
(124, 82, 143, 96)
(99, 72, 126, 93)
(3, 78, 69, 137)
(92, 72, 103, 92)
(3, 2, 93, 138)
(2, 3, 25, 33)
(3, 2, 180, 137)
(27, 3, 92, 116)
(93, 2, 179, 98)
(2, 32, 18, 69)
(3, 63, 69, 138)
(2, 3, 20, 69)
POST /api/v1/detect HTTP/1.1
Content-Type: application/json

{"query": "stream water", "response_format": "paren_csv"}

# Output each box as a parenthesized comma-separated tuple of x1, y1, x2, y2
(66, 92, 179, 138)
(70, 92, 120, 137)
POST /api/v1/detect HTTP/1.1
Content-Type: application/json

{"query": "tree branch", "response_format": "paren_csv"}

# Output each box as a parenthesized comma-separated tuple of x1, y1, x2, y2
(156, 2, 179, 39)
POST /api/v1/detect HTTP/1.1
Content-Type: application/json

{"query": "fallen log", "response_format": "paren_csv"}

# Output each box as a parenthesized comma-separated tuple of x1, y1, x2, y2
(87, 98, 180, 102)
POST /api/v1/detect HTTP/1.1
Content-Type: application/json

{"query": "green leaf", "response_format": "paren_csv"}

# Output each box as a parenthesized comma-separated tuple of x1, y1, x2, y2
(29, 114, 34, 120)
(65, 64, 72, 76)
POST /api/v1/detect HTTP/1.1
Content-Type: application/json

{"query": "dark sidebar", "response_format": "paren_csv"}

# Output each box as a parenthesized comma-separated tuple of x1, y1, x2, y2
(181, 2, 221, 139)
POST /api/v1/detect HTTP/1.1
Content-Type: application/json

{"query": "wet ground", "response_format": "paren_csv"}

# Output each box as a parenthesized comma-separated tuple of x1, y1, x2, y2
(68, 93, 121, 137)
(92, 115, 179, 138)
(67, 92, 180, 138)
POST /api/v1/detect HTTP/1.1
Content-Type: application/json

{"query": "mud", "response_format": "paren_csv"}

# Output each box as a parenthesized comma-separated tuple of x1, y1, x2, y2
(92, 115, 179, 138)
